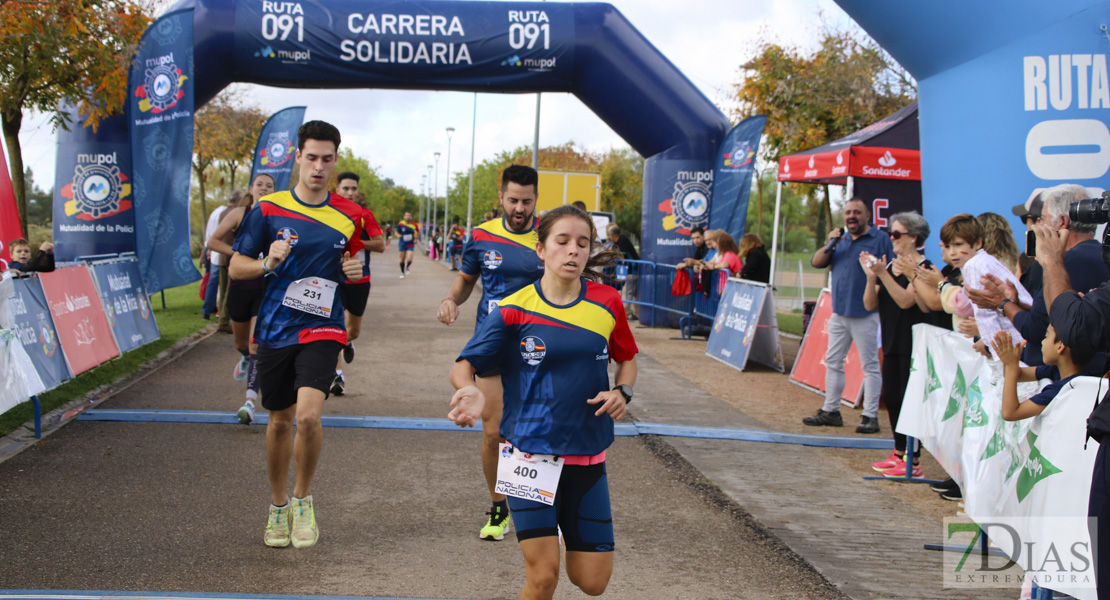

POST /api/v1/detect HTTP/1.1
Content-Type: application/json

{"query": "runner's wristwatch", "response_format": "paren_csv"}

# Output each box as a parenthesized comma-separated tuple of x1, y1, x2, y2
(995, 298, 1012, 316)
(614, 384, 633, 404)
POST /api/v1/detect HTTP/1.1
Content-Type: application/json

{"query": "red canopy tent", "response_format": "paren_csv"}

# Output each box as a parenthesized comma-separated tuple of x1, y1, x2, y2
(769, 101, 921, 278)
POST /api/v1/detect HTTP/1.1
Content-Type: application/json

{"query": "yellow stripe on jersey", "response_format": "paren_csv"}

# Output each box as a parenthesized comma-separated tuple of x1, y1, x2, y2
(501, 285, 615, 341)
(477, 218, 538, 249)
(263, 191, 356, 239)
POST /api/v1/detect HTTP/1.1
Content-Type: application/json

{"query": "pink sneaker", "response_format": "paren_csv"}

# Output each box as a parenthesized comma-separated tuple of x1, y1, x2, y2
(871, 451, 902, 472)
(883, 461, 923, 478)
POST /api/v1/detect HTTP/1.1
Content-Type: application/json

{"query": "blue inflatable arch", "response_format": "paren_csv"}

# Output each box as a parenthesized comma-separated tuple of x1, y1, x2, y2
(56, 0, 728, 276)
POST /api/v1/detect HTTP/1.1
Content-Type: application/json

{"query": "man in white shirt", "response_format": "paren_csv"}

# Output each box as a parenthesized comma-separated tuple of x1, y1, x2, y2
(204, 193, 239, 329)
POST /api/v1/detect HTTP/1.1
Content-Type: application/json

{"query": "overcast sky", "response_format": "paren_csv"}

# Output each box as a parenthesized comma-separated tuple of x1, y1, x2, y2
(13, 0, 851, 198)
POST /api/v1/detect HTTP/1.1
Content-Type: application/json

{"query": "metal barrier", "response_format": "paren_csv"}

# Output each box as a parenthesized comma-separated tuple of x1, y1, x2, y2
(649, 263, 694, 326)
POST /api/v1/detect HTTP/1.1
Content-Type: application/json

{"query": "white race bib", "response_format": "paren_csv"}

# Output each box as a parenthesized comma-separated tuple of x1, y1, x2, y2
(281, 277, 337, 317)
(494, 443, 563, 506)
(487, 298, 502, 314)
(403, 233, 414, 242)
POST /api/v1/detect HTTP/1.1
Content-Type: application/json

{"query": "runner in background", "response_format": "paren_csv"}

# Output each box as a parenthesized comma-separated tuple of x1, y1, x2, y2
(229, 120, 364, 549)
(395, 212, 420, 278)
(449, 205, 638, 599)
(438, 164, 544, 541)
(332, 171, 385, 396)
(206, 173, 276, 423)
(448, 217, 465, 271)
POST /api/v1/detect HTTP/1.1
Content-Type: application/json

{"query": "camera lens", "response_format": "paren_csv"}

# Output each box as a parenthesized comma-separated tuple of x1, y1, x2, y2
(1070, 197, 1110, 224)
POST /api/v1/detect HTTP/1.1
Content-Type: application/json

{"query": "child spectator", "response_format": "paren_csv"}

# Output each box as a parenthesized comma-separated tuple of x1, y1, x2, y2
(991, 327, 1097, 421)
(941, 214, 1031, 359)
(6, 238, 55, 275)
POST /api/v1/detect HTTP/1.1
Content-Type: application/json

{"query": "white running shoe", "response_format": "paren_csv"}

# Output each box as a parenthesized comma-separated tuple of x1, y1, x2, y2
(237, 400, 255, 425)
(290, 495, 319, 548)
(264, 503, 290, 547)
(233, 356, 249, 381)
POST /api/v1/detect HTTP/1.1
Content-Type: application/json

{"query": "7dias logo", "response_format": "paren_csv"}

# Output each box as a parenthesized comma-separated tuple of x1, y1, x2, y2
(134, 53, 187, 114)
(943, 518, 1096, 590)
(260, 132, 295, 168)
(658, 171, 711, 235)
(61, 152, 132, 221)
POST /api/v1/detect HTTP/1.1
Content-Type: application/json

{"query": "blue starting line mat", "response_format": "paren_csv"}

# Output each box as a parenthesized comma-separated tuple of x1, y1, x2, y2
(0, 592, 472, 600)
(76, 409, 892, 450)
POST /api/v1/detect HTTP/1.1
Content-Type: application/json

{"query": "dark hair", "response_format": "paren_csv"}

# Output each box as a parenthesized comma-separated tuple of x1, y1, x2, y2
(252, 173, 275, 186)
(10, 238, 28, 249)
(336, 171, 359, 185)
(1068, 340, 1097, 371)
(297, 120, 341, 152)
(234, 191, 255, 210)
(536, 205, 619, 282)
(571, 200, 587, 211)
(501, 164, 539, 192)
(845, 197, 870, 213)
(940, 213, 983, 246)
(608, 224, 622, 236)
(690, 226, 705, 236)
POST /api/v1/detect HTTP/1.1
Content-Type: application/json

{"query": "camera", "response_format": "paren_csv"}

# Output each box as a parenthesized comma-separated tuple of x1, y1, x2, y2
(1069, 190, 1110, 224)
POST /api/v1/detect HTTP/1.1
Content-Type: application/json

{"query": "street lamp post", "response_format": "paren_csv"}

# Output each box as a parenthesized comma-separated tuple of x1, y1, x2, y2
(443, 126, 455, 260)
(466, 93, 477, 237)
(419, 175, 426, 226)
(433, 152, 441, 257)
(426, 164, 433, 245)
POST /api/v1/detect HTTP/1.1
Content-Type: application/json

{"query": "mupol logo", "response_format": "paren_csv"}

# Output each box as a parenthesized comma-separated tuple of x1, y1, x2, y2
(134, 54, 187, 114)
(62, 155, 132, 221)
(261, 133, 295, 167)
(255, 45, 276, 58)
(501, 54, 522, 67)
(879, 151, 897, 167)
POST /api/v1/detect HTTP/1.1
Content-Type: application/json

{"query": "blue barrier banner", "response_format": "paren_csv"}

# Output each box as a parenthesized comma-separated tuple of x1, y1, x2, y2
(234, 1, 575, 88)
(129, 8, 200, 294)
(709, 115, 766, 242)
(251, 106, 306, 192)
(90, 260, 161, 352)
(706, 278, 783, 372)
(7, 277, 71, 390)
(52, 131, 136, 261)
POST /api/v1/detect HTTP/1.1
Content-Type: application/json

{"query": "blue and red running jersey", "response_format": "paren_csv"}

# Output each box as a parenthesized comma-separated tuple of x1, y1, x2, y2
(460, 216, 545, 331)
(395, 220, 420, 246)
(344, 206, 383, 284)
(458, 279, 638, 457)
(234, 190, 364, 348)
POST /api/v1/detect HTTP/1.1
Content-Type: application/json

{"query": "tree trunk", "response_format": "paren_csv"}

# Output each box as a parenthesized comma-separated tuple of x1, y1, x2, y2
(2, 110, 27, 233)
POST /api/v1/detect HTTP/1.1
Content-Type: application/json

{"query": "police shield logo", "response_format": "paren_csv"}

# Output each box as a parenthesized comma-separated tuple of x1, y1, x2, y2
(483, 249, 504, 269)
(278, 227, 300, 247)
(520, 336, 546, 366)
(261, 133, 295, 168)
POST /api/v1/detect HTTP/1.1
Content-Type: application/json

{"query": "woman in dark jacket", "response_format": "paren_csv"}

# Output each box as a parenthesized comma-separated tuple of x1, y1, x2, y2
(737, 233, 770, 283)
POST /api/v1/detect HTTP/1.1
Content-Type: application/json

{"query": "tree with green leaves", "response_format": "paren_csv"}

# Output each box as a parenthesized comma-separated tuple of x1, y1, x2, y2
(0, 0, 153, 231)
(732, 26, 915, 243)
(192, 89, 266, 242)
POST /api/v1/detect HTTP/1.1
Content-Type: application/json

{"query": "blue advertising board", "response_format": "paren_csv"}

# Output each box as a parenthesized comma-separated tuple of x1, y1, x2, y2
(90, 260, 161, 353)
(251, 106, 306, 192)
(7, 277, 71, 390)
(128, 8, 200, 294)
(706, 278, 783, 372)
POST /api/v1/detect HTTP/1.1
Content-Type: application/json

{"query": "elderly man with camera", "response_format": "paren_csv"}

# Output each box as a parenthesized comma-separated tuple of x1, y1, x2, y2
(1030, 186, 1110, 598)
(966, 184, 1110, 365)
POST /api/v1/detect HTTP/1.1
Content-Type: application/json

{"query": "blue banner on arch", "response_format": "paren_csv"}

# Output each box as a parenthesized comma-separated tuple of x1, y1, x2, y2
(128, 8, 199, 294)
(8, 277, 71, 390)
(709, 115, 766, 243)
(251, 106, 306, 192)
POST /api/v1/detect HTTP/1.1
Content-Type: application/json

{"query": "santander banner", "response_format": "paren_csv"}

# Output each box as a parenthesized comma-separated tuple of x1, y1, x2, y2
(38, 267, 120, 375)
(777, 146, 920, 182)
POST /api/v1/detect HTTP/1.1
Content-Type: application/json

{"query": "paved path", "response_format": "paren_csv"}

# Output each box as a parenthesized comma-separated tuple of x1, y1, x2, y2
(0, 252, 1016, 599)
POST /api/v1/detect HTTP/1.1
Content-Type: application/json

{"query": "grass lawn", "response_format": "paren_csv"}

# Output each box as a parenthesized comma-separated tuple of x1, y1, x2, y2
(776, 311, 804, 337)
(0, 278, 208, 437)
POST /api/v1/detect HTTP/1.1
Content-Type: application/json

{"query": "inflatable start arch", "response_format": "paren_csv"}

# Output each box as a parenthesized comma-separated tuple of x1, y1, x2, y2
(52, 0, 729, 293)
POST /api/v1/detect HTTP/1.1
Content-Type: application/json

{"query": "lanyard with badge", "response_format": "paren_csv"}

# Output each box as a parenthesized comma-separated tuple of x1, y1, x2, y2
(494, 442, 564, 506)
(282, 277, 338, 317)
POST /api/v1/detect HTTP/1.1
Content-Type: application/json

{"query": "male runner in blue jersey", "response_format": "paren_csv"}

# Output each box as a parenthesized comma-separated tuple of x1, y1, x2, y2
(230, 120, 364, 549)
(332, 171, 385, 395)
(437, 164, 544, 540)
(395, 211, 420, 278)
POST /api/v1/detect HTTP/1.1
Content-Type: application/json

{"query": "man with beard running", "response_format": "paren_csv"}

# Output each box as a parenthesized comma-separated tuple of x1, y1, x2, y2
(437, 164, 545, 541)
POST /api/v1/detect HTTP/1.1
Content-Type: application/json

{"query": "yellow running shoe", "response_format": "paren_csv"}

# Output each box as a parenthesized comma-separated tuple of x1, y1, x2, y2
(479, 505, 512, 541)
(264, 503, 291, 548)
(290, 495, 319, 548)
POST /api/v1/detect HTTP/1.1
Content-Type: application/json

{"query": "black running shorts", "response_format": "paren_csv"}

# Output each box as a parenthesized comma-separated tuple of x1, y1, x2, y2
(507, 462, 614, 552)
(338, 281, 371, 317)
(256, 340, 344, 411)
(226, 284, 265, 323)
